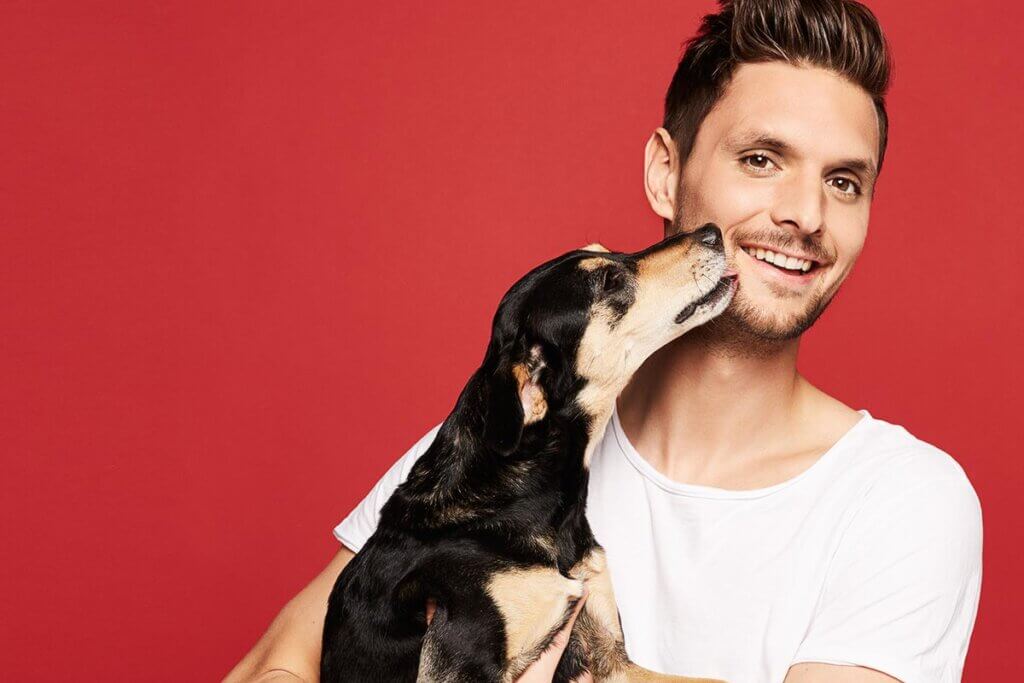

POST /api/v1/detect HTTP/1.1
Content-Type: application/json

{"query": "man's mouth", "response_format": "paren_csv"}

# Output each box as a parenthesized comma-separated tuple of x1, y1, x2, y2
(737, 244, 829, 284)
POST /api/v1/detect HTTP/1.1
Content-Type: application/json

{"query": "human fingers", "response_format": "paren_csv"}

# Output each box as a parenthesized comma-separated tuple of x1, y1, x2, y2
(425, 597, 437, 625)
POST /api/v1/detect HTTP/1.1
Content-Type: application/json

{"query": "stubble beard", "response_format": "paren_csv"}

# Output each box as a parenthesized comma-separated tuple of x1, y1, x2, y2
(699, 282, 837, 354)
(670, 213, 841, 357)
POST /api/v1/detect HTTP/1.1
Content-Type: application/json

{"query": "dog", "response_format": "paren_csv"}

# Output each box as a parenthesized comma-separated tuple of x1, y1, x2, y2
(321, 225, 734, 683)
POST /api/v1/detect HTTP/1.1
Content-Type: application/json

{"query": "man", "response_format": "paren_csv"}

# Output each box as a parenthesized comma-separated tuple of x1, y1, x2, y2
(226, 0, 982, 681)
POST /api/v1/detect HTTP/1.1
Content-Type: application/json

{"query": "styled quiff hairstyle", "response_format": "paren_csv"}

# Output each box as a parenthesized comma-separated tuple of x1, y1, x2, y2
(664, 0, 892, 175)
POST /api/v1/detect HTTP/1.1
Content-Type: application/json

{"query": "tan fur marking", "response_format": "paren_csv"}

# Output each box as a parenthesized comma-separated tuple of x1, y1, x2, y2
(530, 532, 559, 560)
(512, 363, 547, 424)
(579, 256, 611, 271)
(575, 303, 626, 412)
(487, 567, 584, 680)
(571, 550, 626, 658)
(416, 635, 443, 682)
(582, 242, 610, 253)
(574, 302, 627, 464)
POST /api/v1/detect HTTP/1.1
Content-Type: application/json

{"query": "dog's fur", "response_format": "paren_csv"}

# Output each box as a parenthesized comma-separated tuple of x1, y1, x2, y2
(321, 226, 735, 683)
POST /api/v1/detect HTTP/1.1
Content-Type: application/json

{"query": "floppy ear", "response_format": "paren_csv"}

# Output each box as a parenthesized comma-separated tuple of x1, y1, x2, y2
(484, 344, 548, 455)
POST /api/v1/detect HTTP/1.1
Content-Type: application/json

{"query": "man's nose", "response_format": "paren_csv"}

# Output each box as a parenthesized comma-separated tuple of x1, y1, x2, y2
(770, 172, 825, 236)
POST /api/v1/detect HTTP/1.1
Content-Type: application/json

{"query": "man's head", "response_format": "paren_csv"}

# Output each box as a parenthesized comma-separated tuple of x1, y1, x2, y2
(644, 0, 891, 347)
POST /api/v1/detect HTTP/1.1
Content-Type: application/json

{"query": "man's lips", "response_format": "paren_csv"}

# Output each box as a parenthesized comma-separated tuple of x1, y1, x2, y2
(737, 246, 827, 285)
(737, 241, 828, 266)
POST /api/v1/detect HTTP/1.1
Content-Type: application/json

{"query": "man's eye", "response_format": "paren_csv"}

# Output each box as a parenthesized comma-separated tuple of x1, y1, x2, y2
(828, 177, 862, 196)
(742, 154, 775, 171)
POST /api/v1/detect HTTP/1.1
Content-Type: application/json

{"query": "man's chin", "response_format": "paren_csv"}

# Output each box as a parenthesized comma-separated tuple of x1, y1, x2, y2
(708, 292, 831, 344)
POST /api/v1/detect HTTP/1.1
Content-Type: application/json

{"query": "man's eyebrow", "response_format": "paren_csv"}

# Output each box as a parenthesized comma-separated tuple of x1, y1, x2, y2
(833, 157, 878, 185)
(723, 130, 878, 185)
(724, 131, 793, 153)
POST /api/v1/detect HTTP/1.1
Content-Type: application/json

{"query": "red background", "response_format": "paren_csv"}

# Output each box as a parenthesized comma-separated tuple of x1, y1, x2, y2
(2, 1, 1021, 680)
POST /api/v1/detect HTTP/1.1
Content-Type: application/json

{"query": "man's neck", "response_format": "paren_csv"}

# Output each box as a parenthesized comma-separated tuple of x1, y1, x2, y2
(616, 326, 850, 489)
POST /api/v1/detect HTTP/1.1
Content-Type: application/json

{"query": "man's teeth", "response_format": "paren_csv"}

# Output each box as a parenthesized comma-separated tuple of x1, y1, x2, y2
(741, 246, 813, 273)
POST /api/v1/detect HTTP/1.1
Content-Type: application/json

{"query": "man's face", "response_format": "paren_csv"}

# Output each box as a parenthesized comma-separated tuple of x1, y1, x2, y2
(669, 61, 880, 341)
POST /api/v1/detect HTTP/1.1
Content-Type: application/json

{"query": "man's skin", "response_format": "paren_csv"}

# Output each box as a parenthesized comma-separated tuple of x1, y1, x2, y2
(226, 61, 901, 683)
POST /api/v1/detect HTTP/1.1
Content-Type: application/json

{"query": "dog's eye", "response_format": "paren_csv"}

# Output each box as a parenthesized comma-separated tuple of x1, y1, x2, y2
(600, 267, 625, 294)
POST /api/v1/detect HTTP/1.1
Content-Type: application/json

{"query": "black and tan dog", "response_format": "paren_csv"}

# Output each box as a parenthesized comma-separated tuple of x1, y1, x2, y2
(321, 225, 734, 683)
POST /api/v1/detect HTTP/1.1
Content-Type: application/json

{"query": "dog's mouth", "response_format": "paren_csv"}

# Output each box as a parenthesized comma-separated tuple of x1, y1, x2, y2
(674, 274, 737, 324)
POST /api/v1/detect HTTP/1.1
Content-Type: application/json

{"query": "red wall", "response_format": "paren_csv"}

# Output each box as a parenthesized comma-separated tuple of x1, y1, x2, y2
(3, 2, 1020, 680)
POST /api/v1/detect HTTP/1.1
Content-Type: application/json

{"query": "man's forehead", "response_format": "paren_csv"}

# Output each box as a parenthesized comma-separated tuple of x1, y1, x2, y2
(707, 62, 880, 176)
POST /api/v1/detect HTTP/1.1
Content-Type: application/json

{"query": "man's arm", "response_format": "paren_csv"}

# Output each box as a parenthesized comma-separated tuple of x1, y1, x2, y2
(223, 547, 354, 683)
(785, 663, 898, 682)
(225, 425, 441, 682)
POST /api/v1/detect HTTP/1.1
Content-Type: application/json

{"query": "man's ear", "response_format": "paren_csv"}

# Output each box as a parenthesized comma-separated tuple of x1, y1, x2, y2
(643, 127, 680, 223)
(484, 344, 547, 455)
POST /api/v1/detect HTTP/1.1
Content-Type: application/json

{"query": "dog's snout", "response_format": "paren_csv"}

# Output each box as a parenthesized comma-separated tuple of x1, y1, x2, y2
(693, 224, 723, 252)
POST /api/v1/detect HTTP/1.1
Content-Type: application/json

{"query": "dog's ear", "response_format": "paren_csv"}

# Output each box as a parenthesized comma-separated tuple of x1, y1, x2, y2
(484, 344, 547, 455)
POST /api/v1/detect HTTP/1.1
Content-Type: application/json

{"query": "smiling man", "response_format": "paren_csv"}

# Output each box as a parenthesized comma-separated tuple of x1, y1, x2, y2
(227, 1, 982, 682)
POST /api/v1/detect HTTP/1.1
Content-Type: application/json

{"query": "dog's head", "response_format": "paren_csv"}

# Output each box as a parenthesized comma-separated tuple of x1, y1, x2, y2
(481, 224, 735, 457)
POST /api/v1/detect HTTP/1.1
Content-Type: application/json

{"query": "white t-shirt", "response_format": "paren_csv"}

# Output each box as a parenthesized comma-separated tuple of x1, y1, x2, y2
(334, 407, 982, 683)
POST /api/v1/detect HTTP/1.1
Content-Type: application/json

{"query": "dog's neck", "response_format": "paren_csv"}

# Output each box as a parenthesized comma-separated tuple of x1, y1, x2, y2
(382, 369, 600, 564)
(582, 405, 614, 468)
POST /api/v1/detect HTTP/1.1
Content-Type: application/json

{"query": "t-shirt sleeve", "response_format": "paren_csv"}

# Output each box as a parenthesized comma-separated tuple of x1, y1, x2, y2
(332, 422, 443, 553)
(792, 454, 983, 683)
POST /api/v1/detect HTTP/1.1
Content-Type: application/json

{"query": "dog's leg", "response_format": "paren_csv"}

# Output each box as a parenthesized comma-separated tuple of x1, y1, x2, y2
(415, 592, 508, 683)
(417, 626, 471, 683)
(415, 565, 582, 683)
(570, 549, 726, 683)
(485, 565, 586, 683)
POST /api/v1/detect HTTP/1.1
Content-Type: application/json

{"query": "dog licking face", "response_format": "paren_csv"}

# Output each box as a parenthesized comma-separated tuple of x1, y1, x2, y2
(483, 223, 735, 462)
(320, 225, 733, 683)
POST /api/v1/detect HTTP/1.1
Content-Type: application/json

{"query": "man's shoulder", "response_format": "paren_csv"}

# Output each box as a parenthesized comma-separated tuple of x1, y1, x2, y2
(855, 412, 971, 481)
(812, 392, 972, 492)
(846, 411, 982, 526)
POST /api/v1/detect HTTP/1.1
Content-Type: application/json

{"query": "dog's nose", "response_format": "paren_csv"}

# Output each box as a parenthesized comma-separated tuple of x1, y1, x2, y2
(693, 224, 723, 252)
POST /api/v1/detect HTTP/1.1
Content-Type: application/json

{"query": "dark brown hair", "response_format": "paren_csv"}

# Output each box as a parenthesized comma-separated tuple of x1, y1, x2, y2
(664, 0, 892, 175)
